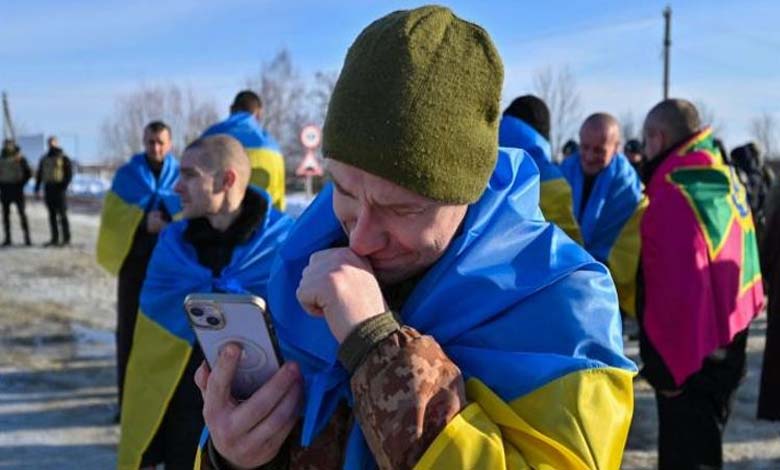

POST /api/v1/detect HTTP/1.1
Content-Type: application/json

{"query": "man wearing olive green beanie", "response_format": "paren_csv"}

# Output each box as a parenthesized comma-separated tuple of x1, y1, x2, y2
(198, 6, 635, 470)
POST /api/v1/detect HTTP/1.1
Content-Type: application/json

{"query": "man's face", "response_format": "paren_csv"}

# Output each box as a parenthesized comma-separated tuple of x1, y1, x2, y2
(144, 129, 172, 163)
(328, 159, 468, 285)
(579, 125, 620, 176)
(174, 151, 224, 219)
(642, 125, 665, 161)
(627, 151, 643, 164)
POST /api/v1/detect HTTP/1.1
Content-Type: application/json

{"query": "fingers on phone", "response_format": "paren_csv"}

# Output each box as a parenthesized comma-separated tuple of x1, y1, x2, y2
(245, 373, 302, 447)
(232, 362, 301, 433)
(203, 344, 242, 417)
(194, 361, 210, 393)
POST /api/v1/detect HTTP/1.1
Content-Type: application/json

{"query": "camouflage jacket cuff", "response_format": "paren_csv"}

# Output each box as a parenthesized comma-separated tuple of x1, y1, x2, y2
(338, 311, 401, 374)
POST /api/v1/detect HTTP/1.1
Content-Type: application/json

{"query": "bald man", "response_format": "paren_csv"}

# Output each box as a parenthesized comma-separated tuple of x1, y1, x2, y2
(559, 113, 646, 316)
(117, 135, 293, 470)
(640, 99, 763, 470)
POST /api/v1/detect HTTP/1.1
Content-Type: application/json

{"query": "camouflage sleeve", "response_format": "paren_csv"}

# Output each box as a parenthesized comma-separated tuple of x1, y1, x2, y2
(348, 323, 467, 470)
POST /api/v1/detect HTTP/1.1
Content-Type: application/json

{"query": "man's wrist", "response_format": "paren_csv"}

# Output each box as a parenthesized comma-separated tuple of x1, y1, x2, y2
(338, 312, 401, 374)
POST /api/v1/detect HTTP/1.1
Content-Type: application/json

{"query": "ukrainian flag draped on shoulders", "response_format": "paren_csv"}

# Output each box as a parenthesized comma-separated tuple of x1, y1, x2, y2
(96, 152, 181, 275)
(202, 112, 286, 211)
(498, 115, 582, 243)
(117, 189, 293, 470)
(641, 128, 764, 387)
(560, 151, 647, 316)
(270, 148, 636, 470)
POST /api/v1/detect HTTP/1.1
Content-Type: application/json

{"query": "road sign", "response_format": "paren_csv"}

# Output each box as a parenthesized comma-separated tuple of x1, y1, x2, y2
(300, 125, 321, 150)
(295, 150, 323, 177)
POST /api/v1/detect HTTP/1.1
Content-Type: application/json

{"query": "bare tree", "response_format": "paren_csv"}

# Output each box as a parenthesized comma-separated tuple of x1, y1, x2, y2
(619, 110, 637, 142)
(246, 49, 310, 173)
(308, 70, 339, 128)
(751, 112, 779, 160)
(245, 49, 339, 178)
(99, 84, 219, 163)
(533, 66, 581, 160)
(694, 100, 725, 137)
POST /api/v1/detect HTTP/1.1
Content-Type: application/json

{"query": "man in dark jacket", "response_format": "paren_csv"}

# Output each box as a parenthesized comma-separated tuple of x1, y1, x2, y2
(0, 139, 32, 246)
(117, 134, 292, 469)
(35, 136, 73, 246)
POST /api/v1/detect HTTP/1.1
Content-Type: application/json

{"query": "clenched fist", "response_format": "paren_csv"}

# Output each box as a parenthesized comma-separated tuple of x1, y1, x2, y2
(146, 210, 168, 234)
(296, 247, 387, 343)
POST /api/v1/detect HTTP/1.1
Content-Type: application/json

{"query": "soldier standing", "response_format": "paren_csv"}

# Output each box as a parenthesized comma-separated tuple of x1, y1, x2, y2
(35, 136, 72, 246)
(0, 139, 32, 246)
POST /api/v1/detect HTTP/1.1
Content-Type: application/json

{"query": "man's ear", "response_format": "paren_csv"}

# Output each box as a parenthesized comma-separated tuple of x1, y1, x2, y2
(221, 168, 237, 190)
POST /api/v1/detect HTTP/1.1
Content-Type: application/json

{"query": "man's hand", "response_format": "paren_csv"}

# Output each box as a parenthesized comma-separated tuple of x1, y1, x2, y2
(146, 210, 168, 234)
(195, 345, 303, 469)
(296, 247, 387, 343)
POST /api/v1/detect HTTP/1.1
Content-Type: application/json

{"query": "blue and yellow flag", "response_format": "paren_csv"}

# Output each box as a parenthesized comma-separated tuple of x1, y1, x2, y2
(202, 112, 286, 211)
(498, 115, 582, 243)
(560, 152, 646, 316)
(269, 149, 636, 469)
(117, 190, 293, 470)
(96, 153, 181, 276)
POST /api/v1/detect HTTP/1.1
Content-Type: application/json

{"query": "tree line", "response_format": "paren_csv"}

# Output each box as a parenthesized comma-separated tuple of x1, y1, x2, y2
(99, 53, 780, 173)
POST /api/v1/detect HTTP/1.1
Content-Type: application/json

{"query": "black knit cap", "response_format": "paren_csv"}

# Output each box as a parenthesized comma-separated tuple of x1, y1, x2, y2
(503, 95, 551, 140)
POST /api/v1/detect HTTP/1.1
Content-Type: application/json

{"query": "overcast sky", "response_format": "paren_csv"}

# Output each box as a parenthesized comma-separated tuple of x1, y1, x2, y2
(2, 0, 778, 163)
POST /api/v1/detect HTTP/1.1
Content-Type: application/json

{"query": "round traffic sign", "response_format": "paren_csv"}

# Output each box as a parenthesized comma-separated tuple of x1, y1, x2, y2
(300, 125, 322, 149)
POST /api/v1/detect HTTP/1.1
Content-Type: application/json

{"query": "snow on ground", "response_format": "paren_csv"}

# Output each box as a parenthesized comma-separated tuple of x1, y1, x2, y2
(0, 198, 778, 469)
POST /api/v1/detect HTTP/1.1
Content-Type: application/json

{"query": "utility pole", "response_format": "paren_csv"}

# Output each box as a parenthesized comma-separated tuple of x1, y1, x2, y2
(663, 6, 672, 99)
(2, 91, 16, 141)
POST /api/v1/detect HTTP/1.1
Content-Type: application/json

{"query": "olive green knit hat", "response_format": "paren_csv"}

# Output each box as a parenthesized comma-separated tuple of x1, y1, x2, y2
(323, 5, 504, 203)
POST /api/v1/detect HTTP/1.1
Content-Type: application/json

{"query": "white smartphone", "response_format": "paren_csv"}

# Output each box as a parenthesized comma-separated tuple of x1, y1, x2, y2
(184, 293, 281, 400)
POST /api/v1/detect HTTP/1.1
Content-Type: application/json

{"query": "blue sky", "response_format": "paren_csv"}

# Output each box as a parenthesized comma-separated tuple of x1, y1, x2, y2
(2, 0, 778, 163)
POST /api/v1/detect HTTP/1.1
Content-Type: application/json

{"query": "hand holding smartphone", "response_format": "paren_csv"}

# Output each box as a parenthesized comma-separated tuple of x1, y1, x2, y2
(184, 293, 281, 401)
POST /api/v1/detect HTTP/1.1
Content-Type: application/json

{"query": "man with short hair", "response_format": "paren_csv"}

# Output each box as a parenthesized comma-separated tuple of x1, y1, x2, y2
(35, 136, 73, 246)
(499, 95, 581, 242)
(96, 121, 180, 412)
(0, 138, 32, 246)
(624, 138, 644, 171)
(561, 138, 579, 160)
(640, 98, 764, 469)
(118, 134, 293, 469)
(202, 90, 286, 211)
(195, 7, 635, 470)
(560, 113, 646, 316)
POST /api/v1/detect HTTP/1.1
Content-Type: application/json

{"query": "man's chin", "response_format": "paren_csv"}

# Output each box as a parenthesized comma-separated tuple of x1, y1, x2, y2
(180, 207, 200, 220)
(373, 265, 421, 286)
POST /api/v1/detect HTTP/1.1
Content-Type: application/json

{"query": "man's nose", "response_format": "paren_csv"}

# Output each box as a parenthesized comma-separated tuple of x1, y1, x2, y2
(348, 206, 388, 256)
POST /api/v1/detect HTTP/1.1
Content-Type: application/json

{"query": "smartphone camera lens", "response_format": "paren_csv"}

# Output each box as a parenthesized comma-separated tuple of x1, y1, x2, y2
(206, 316, 220, 326)
(190, 307, 205, 317)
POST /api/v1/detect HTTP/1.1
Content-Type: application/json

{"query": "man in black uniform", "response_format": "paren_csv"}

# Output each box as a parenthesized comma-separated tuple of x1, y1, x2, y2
(0, 139, 33, 246)
(35, 136, 73, 246)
